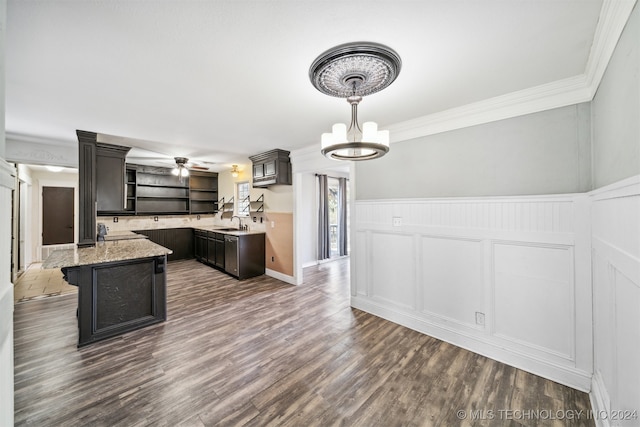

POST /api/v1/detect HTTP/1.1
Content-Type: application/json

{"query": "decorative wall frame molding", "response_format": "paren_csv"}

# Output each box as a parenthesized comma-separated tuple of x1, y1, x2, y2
(351, 194, 593, 391)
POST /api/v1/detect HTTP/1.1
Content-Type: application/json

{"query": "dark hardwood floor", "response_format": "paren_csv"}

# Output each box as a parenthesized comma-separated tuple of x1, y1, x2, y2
(14, 258, 593, 426)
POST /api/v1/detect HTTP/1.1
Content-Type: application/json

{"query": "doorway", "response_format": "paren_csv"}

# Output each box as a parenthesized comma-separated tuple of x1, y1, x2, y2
(327, 177, 348, 258)
(42, 186, 74, 245)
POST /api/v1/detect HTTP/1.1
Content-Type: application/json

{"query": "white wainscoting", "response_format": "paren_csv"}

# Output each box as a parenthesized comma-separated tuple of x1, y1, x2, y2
(352, 194, 593, 391)
(0, 160, 16, 425)
(589, 176, 640, 427)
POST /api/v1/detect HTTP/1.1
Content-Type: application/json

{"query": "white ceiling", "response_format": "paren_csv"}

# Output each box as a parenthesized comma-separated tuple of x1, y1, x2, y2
(6, 0, 605, 170)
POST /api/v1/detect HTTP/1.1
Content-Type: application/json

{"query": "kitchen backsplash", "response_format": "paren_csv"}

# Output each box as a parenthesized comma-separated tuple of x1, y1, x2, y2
(97, 214, 267, 233)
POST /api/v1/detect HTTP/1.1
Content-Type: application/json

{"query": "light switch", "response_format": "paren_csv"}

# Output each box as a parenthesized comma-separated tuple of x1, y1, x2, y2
(271, 221, 275, 228)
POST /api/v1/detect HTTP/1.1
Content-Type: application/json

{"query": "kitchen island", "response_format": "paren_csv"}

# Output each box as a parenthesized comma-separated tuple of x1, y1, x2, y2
(43, 239, 172, 347)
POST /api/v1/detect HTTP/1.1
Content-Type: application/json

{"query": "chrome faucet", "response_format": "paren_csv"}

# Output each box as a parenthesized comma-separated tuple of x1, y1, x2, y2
(231, 215, 243, 230)
(231, 215, 249, 231)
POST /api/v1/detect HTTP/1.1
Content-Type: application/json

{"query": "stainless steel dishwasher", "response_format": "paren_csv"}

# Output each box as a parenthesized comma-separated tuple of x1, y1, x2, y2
(224, 235, 238, 276)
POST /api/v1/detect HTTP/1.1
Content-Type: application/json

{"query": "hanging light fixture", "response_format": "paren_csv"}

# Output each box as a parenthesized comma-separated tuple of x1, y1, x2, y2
(309, 42, 401, 161)
(172, 157, 189, 183)
(230, 165, 240, 178)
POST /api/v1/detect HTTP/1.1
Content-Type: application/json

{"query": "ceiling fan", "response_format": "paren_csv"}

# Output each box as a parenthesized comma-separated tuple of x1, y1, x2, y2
(126, 148, 216, 172)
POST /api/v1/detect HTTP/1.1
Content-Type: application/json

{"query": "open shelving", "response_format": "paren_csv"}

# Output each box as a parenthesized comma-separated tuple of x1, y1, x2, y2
(219, 196, 234, 219)
(189, 172, 219, 214)
(240, 194, 264, 215)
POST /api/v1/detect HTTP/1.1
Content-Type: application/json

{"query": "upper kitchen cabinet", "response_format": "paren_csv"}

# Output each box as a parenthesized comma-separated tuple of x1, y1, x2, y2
(249, 149, 291, 187)
(77, 130, 131, 246)
(96, 143, 131, 214)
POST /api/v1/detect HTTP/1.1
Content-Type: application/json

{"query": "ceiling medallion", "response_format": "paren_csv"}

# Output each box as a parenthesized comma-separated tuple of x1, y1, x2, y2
(309, 42, 401, 161)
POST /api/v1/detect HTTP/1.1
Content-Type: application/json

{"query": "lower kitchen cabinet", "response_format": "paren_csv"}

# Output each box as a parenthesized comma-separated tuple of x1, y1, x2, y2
(137, 227, 264, 279)
(194, 230, 207, 261)
(224, 233, 265, 280)
(204, 232, 225, 268)
(62, 255, 167, 347)
(214, 233, 225, 268)
(194, 229, 264, 279)
(135, 228, 194, 262)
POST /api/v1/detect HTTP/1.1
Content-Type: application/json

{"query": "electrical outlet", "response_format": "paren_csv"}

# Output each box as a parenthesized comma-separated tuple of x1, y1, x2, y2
(154, 216, 159, 222)
(197, 215, 201, 220)
(392, 217, 402, 227)
(113, 217, 118, 223)
(271, 256, 275, 262)
(271, 221, 275, 228)
(475, 312, 485, 326)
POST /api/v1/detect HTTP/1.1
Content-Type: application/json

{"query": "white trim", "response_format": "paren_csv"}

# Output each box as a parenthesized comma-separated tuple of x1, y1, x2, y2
(590, 175, 640, 199)
(584, 0, 639, 99)
(0, 160, 15, 190)
(289, 1, 636, 149)
(351, 296, 592, 391)
(265, 268, 296, 285)
(387, 75, 591, 143)
(351, 192, 594, 391)
(590, 371, 612, 427)
(385, 0, 636, 143)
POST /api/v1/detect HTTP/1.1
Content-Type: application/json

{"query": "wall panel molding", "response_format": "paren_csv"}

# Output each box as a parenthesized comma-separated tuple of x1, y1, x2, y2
(589, 176, 640, 426)
(351, 193, 593, 391)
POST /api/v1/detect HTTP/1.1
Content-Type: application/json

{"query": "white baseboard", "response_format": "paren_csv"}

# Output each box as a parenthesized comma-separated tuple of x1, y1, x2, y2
(265, 268, 296, 285)
(351, 296, 592, 392)
(590, 371, 611, 427)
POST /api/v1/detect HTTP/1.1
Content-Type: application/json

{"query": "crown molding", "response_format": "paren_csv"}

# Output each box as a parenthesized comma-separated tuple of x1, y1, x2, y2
(6, 132, 77, 148)
(584, 0, 638, 97)
(387, 0, 637, 143)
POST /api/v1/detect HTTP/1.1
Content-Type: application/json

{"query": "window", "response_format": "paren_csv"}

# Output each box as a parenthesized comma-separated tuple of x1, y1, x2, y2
(236, 182, 250, 216)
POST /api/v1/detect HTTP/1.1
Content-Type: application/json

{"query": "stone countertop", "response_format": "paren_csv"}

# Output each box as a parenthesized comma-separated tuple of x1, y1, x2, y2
(43, 239, 173, 269)
(104, 231, 148, 241)
(192, 226, 266, 236)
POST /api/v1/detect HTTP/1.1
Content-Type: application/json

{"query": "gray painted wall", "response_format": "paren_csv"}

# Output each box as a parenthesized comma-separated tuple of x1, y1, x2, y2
(592, 4, 639, 189)
(356, 103, 592, 199)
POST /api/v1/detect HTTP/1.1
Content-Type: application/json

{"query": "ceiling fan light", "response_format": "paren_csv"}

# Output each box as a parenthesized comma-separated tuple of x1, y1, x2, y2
(180, 168, 189, 177)
(171, 168, 180, 176)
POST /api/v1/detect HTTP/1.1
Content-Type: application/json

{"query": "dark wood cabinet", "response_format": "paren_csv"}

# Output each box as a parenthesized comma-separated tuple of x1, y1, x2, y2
(136, 228, 194, 262)
(193, 229, 262, 278)
(77, 130, 131, 247)
(214, 234, 225, 268)
(96, 143, 131, 214)
(135, 166, 190, 215)
(223, 233, 265, 279)
(203, 232, 226, 269)
(63, 255, 167, 347)
(194, 230, 207, 262)
(125, 167, 137, 213)
(249, 149, 291, 187)
(122, 165, 218, 216)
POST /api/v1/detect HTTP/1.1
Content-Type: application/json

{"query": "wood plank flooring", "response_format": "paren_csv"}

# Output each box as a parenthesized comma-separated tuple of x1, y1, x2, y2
(14, 259, 593, 426)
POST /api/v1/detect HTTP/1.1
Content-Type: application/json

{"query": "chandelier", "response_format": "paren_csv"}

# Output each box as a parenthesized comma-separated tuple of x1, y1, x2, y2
(309, 42, 401, 161)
